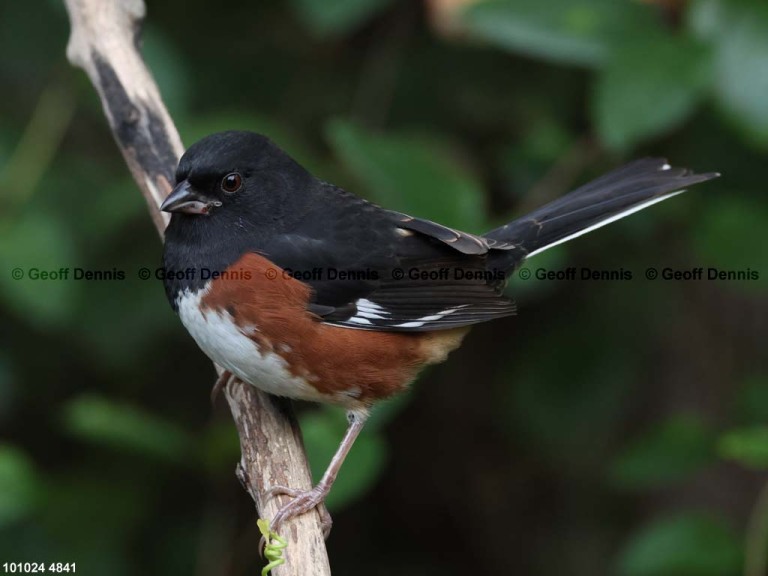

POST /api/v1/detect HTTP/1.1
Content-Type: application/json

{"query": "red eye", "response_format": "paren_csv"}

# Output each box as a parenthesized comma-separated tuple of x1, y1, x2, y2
(221, 172, 242, 193)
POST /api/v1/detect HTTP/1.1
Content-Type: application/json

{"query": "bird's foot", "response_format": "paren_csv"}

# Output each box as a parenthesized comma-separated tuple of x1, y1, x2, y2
(266, 483, 334, 539)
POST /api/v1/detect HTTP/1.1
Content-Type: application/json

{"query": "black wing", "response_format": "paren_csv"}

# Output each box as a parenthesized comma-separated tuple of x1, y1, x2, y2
(259, 185, 515, 332)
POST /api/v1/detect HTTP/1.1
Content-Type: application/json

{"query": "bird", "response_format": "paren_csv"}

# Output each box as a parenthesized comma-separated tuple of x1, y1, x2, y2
(160, 130, 718, 535)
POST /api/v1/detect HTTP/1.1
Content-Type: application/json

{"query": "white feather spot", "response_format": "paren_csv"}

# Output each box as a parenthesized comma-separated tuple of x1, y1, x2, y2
(392, 305, 464, 328)
(391, 320, 424, 328)
(350, 298, 390, 321)
(347, 316, 373, 326)
(355, 311, 385, 320)
(357, 298, 385, 312)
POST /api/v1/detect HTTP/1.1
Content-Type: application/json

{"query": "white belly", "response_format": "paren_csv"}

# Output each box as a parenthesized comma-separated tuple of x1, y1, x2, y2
(176, 287, 327, 402)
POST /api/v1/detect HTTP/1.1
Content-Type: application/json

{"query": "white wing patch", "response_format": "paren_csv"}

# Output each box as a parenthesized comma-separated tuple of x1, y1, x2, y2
(354, 298, 388, 320)
(391, 305, 468, 329)
(347, 298, 390, 324)
(347, 316, 374, 326)
(343, 298, 470, 329)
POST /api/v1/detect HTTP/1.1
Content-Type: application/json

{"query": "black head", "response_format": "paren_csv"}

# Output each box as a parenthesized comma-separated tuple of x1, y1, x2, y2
(161, 131, 316, 304)
(161, 130, 313, 225)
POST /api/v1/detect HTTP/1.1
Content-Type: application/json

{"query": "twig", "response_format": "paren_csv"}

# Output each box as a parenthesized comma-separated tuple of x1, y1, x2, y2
(62, 1, 331, 573)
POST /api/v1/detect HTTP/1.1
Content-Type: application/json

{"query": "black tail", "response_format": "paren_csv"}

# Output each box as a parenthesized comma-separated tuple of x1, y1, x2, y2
(484, 158, 719, 265)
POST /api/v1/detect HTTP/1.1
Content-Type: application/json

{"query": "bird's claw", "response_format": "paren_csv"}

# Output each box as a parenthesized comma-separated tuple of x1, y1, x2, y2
(263, 483, 334, 543)
(265, 485, 302, 500)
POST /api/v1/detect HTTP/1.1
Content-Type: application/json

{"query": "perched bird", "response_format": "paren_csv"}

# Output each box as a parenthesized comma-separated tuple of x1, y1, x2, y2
(160, 131, 718, 534)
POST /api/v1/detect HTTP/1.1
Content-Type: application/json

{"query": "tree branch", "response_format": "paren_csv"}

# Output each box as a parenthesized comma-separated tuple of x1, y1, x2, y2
(62, 1, 331, 573)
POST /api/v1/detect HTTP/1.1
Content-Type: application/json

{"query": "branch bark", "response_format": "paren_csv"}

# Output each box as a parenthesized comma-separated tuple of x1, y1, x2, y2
(62, 1, 331, 573)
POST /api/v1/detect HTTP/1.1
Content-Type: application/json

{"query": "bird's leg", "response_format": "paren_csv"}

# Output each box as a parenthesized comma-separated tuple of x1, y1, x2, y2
(210, 370, 233, 406)
(267, 409, 369, 539)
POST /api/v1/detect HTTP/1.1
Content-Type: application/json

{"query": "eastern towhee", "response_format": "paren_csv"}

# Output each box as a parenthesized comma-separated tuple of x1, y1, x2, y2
(160, 131, 718, 535)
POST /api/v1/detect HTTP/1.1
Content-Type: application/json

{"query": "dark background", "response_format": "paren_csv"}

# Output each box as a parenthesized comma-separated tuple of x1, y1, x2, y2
(1, 0, 767, 574)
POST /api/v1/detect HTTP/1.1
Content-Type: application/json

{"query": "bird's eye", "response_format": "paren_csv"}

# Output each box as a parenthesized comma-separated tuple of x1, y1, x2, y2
(221, 172, 243, 194)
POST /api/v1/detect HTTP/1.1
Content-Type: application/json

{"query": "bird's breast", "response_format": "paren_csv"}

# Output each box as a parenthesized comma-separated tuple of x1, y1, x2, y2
(174, 253, 468, 408)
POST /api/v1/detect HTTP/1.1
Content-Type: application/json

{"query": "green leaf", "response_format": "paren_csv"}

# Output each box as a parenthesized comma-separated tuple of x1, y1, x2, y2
(290, 0, 394, 37)
(717, 4, 768, 145)
(73, 177, 147, 244)
(69, 246, 177, 370)
(300, 408, 386, 510)
(593, 34, 711, 150)
(364, 394, 408, 432)
(719, 427, 768, 470)
(326, 119, 487, 231)
(505, 245, 568, 300)
(693, 1, 768, 146)
(611, 415, 714, 490)
(687, 0, 726, 42)
(617, 512, 742, 576)
(0, 352, 14, 422)
(257, 518, 271, 539)
(690, 194, 768, 294)
(0, 210, 79, 328)
(143, 26, 192, 120)
(461, 0, 653, 68)
(734, 374, 768, 424)
(42, 470, 151, 576)
(0, 444, 41, 528)
(61, 395, 191, 461)
(499, 308, 635, 471)
(198, 420, 241, 474)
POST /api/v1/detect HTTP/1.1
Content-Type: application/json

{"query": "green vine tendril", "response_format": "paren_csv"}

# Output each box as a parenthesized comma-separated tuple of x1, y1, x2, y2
(257, 518, 287, 576)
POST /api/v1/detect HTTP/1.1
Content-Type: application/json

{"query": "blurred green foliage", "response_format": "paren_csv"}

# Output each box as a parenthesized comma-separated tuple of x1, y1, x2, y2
(61, 395, 192, 462)
(0, 444, 41, 528)
(327, 119, 487, 229)
(617, 512, 742, 576)
(291, 0, 395, 36)
(611, 415, 714, 490)
(1, 0, 766, 575)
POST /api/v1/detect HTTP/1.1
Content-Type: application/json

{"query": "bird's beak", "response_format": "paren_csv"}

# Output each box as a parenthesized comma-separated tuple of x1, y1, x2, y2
(161, 180, 221, 215)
